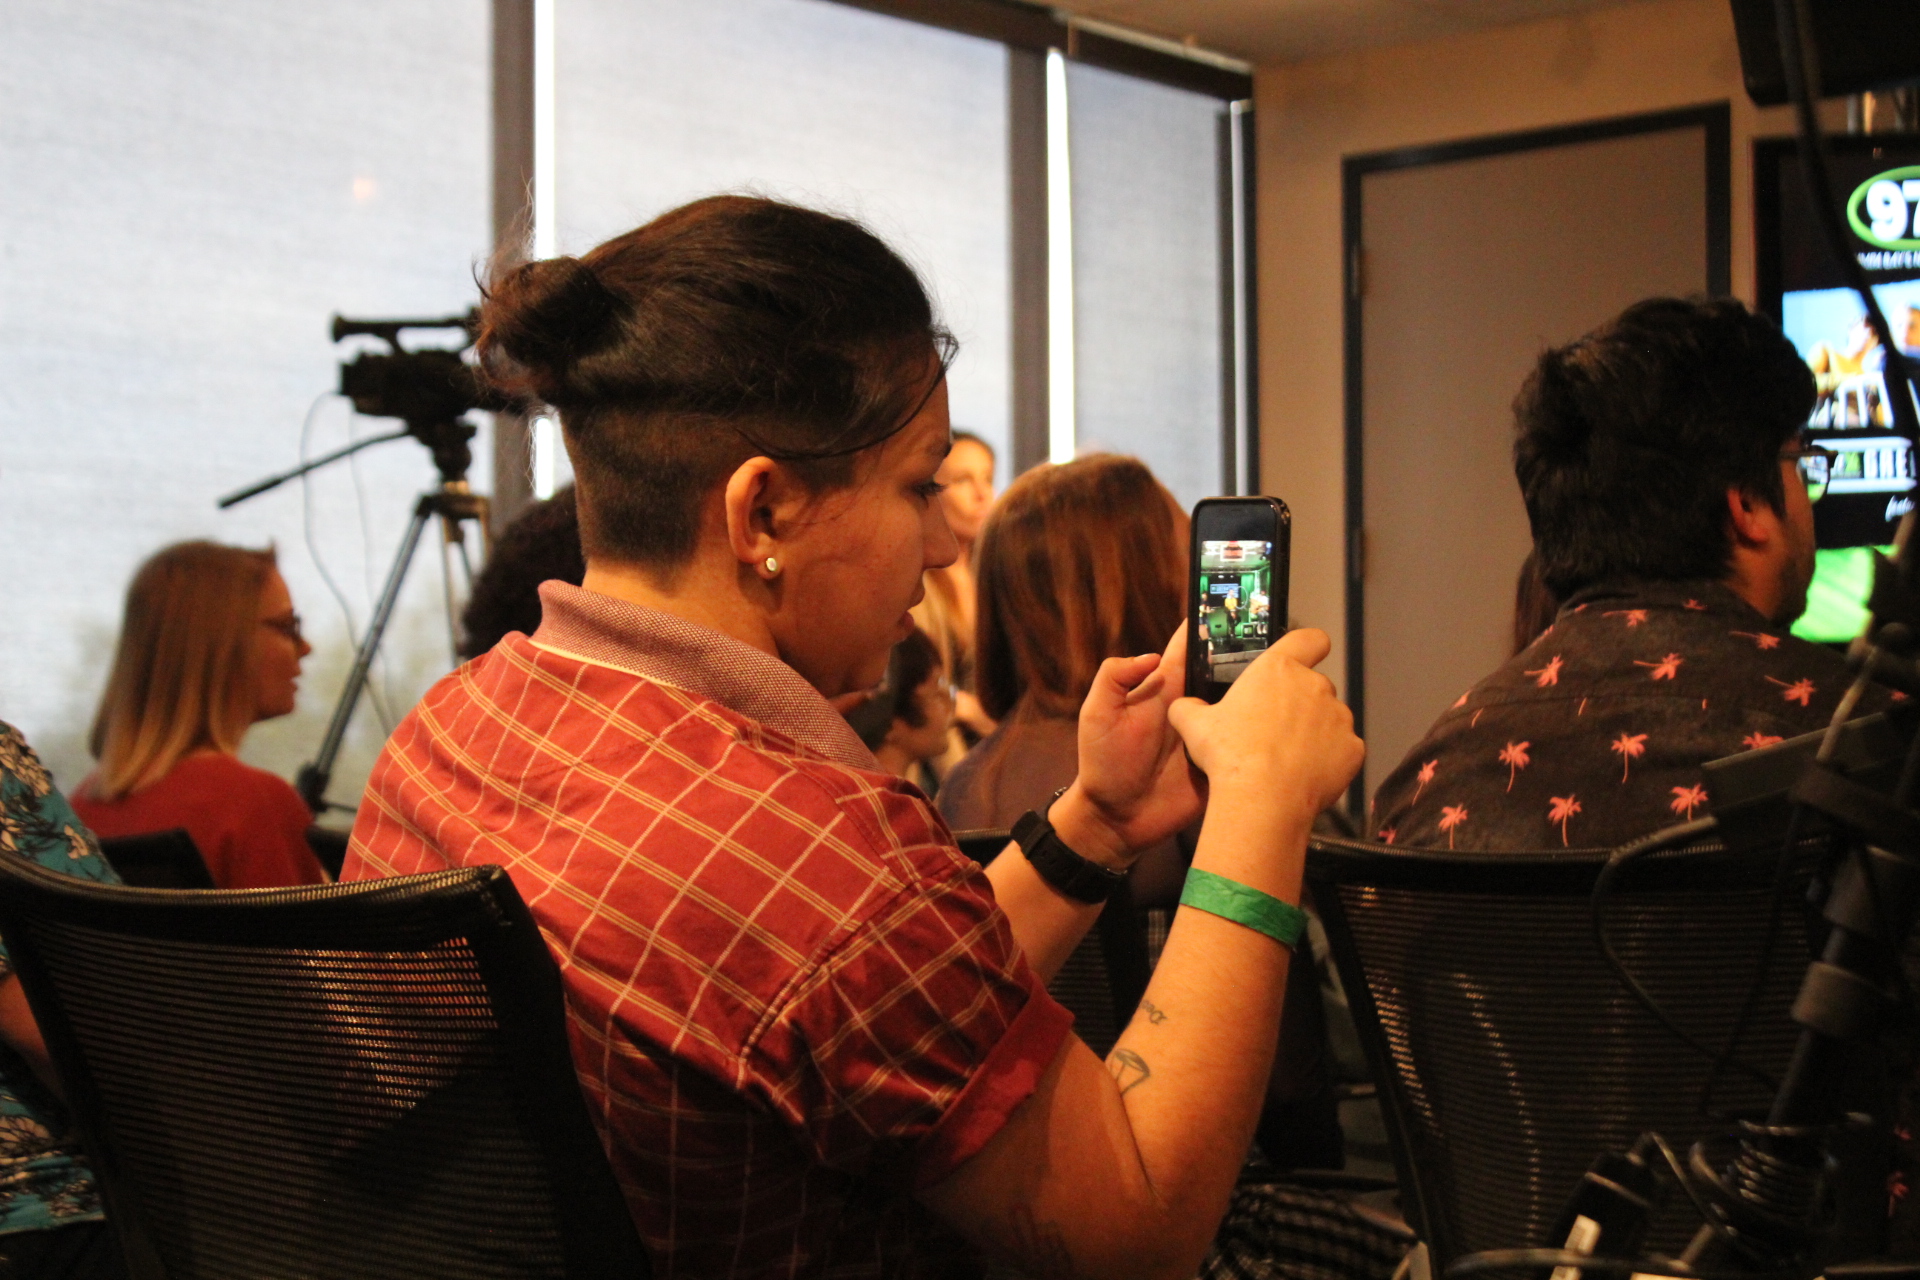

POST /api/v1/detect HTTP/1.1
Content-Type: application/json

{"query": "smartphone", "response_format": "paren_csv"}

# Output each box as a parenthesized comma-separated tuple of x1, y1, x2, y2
(1186, 497, 1291, 704)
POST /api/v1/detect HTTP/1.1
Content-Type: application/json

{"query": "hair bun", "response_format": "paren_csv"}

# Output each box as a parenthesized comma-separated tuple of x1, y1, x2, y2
(479, 256, 627, 402)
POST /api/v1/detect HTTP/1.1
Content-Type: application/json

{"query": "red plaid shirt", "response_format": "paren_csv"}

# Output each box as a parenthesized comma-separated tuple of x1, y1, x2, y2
(344, 583, 1071, 1280)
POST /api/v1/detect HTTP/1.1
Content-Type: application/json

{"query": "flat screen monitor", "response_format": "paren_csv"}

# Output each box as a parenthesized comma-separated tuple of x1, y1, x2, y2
(1755, 133, 1920, 643)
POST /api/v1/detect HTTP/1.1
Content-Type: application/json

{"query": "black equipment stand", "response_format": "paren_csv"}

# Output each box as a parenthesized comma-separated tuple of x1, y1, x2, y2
(219, 311, 507, 816)
(295, 469, 487, 816)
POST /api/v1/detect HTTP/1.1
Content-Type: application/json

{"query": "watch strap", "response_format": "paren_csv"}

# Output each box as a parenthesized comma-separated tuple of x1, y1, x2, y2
(1012, 803, 1126, 904)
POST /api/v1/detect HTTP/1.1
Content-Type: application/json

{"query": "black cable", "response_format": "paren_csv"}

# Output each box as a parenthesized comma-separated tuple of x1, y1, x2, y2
(1699, 805, 1810, 1119)
(1591, 816, 1781, 1093)
(299, 393, 363, 655)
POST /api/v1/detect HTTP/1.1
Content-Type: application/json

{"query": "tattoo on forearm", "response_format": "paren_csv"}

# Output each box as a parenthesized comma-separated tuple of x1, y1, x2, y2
(1107, 1048, 1151, 1095)
(1008, 1204, 1078, 1280)
(1140, 999, 1167, 1025)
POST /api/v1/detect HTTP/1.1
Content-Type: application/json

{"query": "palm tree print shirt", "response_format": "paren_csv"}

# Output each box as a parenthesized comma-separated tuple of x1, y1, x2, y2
(1370, 580, 1894, 851)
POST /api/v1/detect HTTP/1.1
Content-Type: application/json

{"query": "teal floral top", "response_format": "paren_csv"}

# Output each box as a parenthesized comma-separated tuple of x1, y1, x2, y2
(0, 721, 117, 1235)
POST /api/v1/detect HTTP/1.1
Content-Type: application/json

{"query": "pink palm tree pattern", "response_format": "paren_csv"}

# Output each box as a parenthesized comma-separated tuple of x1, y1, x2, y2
(1684, 599, 1706, 610)
(1766, 676, 1816, 706)
(1730, 631, 1781, 651)
(1451, 691, 1469, 710)
(1742, 732, 1783, 750)
(1379, 828, 1396, 845)
(1497, 740, 1531, 791)
(1438, 804, 1468, 849)
(1412, 759, 1437, 801)
(1524, 655, 1564, 687)
(1548, 795, 1581, 846)
(1603, 609, 1649, 627)
(1577, 697, 1588, 717)
(1610, 732, 1647, 781)
(1670, 783, 1708, 819)
(1634, 653, 1683, 680)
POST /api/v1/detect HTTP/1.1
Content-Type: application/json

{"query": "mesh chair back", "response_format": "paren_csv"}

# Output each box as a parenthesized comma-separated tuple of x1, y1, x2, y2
(97, 829, 216, 890)
(0, 858, 647, 1280)
(1306, 832, 1814, 1270)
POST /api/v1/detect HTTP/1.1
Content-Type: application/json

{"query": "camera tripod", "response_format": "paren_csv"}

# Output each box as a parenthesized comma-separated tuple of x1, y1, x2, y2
(219, 311, 513, 814)
(221, 414, 490, 814)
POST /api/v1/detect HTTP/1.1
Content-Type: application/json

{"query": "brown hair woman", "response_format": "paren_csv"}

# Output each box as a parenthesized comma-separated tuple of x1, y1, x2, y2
(72, 540, 327, 889)
(938, 455, 1190, 1050)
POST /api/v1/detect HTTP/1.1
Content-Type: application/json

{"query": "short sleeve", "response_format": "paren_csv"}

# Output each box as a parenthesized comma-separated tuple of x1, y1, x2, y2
(0, 722, 122, 975)
(742, 849, 1074, 1186)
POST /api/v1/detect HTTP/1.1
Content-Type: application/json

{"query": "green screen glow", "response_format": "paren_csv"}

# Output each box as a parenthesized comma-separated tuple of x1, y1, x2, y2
(1792, 545, 1892, 644)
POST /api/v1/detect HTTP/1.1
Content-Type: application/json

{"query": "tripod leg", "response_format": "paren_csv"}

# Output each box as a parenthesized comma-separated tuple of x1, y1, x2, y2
(297, 494, 436, 813)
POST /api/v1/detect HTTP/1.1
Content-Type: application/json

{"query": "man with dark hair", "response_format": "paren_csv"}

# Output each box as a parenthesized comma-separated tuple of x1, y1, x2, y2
(1372, 296, 1889, 851)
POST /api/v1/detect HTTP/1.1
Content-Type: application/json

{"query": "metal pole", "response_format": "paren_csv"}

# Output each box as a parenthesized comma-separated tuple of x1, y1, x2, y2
(296, 492, 437, 812)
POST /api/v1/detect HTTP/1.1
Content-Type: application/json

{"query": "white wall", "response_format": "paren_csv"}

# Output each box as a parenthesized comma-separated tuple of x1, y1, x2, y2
(1253, 0, 1819, 701)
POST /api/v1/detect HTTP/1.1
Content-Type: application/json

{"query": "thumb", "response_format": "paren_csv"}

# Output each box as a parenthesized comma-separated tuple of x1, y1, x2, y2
(1165, 695, 1209, 742)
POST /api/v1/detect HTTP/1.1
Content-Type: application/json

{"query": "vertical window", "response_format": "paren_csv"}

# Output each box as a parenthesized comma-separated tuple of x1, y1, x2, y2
(1064, 63, 1231, 509)
(0, 1, 490, 800)
(551, 0, 1012, 483)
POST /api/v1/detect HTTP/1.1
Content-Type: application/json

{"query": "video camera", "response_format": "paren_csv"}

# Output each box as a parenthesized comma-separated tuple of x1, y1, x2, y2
(330, 310, 521, 485)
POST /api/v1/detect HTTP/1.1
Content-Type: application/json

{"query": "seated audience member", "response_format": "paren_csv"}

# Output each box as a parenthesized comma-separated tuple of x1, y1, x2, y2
(459, 484, 585, 658)
(72, 542, 327, 889)
(911, 429, 997, 747)
(942, 454, 1345, 1175)
(1373, 296, 1887, 851)
(0, 722, 128, 1279)
(848, 628, 953, 793)
(344, 196, 1362, 1280)
(941, 455, 1189, 1047)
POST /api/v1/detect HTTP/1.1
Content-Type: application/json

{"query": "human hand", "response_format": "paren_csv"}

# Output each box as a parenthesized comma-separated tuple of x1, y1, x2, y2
(1051, 627, 1205, 870)
(1166, 628, 1362, 823)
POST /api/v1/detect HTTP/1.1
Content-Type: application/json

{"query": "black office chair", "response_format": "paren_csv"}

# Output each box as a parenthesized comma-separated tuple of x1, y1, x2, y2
(96, 829, 215, 890)
(1306, 826, 1822, 1272)
(0, 857, 648, 1280)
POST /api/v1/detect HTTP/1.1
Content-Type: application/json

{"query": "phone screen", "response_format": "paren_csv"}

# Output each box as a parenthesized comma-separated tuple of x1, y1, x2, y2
(1187, 498, 1290, 703)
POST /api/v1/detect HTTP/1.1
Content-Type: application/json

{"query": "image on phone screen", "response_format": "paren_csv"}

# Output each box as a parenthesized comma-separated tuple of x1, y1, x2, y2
(1197, 539, 1275, 686)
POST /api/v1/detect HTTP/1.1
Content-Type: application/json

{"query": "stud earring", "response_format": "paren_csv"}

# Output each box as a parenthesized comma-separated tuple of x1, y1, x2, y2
(764, 556, 781, 576)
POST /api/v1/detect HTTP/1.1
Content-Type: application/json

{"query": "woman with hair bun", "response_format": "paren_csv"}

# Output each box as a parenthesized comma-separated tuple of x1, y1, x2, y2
(73, 541, 326, 889)
(344, 195, 1361, 1280)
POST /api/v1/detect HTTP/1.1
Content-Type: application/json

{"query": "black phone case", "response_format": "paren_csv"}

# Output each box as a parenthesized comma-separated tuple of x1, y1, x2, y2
(1185, 497, 1291, 704)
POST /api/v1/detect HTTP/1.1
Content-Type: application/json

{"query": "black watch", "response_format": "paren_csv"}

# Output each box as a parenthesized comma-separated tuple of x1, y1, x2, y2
(1011, 791, 1127, 904)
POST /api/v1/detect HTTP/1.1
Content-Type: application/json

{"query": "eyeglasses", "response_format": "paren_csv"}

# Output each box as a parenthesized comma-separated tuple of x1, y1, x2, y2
(1780, 438, 1837, 504)
(261, 613, 304, 645)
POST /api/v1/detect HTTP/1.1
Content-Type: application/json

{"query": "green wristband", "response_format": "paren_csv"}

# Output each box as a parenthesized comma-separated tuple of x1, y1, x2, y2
(1178, 868, 1307, 950)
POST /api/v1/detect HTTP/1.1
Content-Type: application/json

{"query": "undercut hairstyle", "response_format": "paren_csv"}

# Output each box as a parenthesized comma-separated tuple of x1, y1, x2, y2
(478, 196, 955, 569)
(459, 485, 584, 658)
(1514, 296, 1814, 597)
(88, 541, 277, 800)
(975, 454, 1187, 721)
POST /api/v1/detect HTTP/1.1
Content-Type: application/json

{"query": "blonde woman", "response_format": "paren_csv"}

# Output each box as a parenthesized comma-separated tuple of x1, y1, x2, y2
(909, 429, 997, 755)
(72, 541, 326, 889)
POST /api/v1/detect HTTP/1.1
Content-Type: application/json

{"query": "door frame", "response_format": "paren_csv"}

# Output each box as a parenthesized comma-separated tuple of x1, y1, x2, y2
(1340, 103, 1732, 816)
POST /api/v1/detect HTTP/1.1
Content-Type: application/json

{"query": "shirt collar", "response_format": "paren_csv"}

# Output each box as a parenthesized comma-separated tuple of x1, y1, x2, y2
(529, 581, 878, 770)
(1558, 578, 1773, 626)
